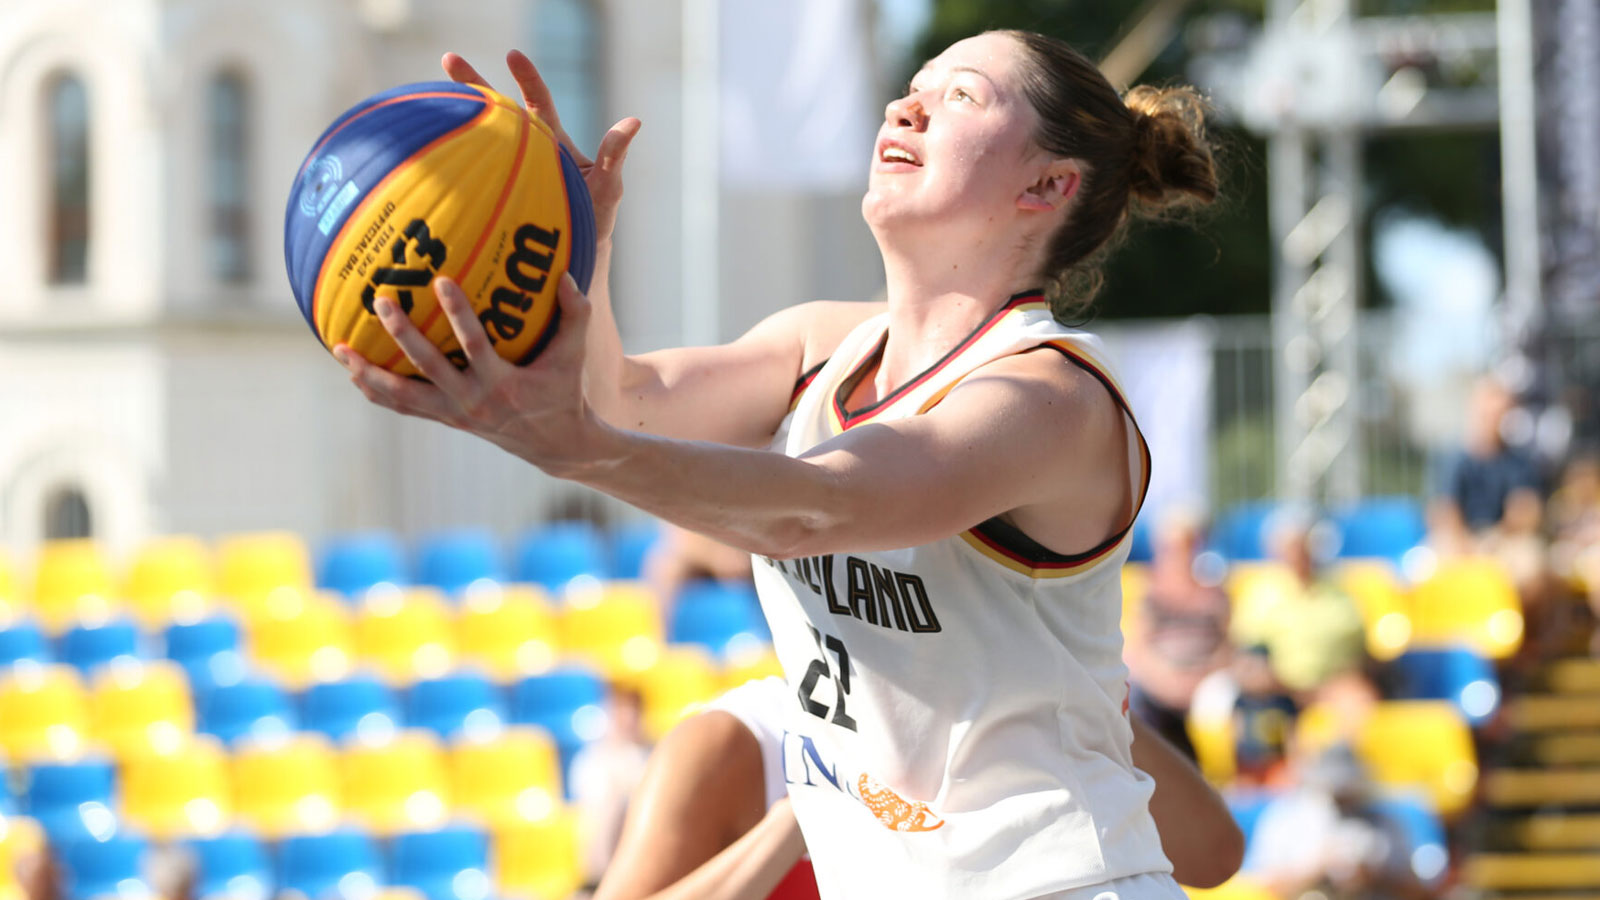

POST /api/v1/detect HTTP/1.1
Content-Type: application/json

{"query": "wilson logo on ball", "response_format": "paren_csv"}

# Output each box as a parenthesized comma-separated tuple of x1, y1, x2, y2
(284, 81, 596, 376)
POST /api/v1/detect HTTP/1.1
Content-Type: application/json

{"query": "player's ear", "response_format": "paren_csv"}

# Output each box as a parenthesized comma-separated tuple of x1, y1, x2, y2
(1017, 160, 1081, 212)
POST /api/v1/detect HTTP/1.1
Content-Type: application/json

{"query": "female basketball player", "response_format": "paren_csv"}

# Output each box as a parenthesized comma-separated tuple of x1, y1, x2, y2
(338, 31, 1221, 898)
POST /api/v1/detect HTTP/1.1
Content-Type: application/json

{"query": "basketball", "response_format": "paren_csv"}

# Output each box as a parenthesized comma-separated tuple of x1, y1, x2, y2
(284, 81, 596, 375)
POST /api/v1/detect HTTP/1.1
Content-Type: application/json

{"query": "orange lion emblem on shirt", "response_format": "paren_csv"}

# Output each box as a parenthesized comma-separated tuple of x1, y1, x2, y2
(857, 774, 945, 832)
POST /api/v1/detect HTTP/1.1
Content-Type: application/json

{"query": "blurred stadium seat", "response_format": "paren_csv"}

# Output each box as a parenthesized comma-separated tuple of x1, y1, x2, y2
(608, 520, 660, 581)
(0, 664, 89, 759)
(22, 757, 116, 842)
(1409, 557, 1525, 659)
(0, 619, 48, 668)
(668, 580, 771, 659)
(494, 809, 582, 900)
(29, 539, 117, 633)
(415, 530, 504, 594)
(514, 521, 608, 592)
(197, 677, 296, 746)
(391, 825, 492, 900)
(319, 533, 408, 597)
(301, 674, 401, 744)
(509, 667, 607, 762)
(559, 582, 663, 676)
(1298, 699, 1478, 817)
(722, 651, 784, 689)
(188, 831, 273, 900)
(231, 734, 342, 838)
(277, 829, 386, 900)
(341, 730, 452, 834)
(246, 589, 354, 688)
(1210, 501, 1279, 561)
(455, 584, 560, 681)
(356, 589, 457, 684)
(88, 660, 194, 758)
(216, 531, 315, 605)
(123, 535, 215, 627)
(406, 671, 505, 740)
(57, 618, 141, 673)
(59, 832, 155, 900)
(1389, 645, 1501, 725)
(1373, 792, 1451, 885)
(163, 615, 245, 689)
(1181, 876, 1278, 900)
(449, 727, 563, 828)
(635, 645, 723, 739)
(1330, 497, 1426, 562)
(1332, 558, 1412, 659)
(0, 816, 45, 900)
(121, 735, 233, 839)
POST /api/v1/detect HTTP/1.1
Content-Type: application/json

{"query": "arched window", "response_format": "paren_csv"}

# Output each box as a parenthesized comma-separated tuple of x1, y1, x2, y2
(43, 485, 92, 540)
(47, 73, 90, 284)
(208, 71, 251, 283)
(531, 0, 601, 148)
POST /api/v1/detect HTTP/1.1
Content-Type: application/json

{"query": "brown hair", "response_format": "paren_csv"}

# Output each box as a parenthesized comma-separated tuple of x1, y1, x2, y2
(1001, 30, 1219, 320)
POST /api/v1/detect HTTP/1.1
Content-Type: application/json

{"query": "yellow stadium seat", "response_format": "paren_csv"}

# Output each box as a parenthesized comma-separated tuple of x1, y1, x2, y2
(1119, 563, 1149, 639)
(247, 590, 355, 688)
(341, 730, 451, 834)
(1224, 561, 1299, 647)
(216, 532, 314, 606)
(123, 535, 215, 628)
(495, 808, 582, 900)
(632, 645, 723, 739)
(29, 539, 118, 633)
(560, 581, 664, 677)
(89, 660, 194, 759)
(355, 589, 456, 684)
(456, 584, 560, 681)
(122, 735, 233, 839)
(722, 651, 784, 690)
(1410, 556, 1524, 659)
(0, 548, 17, 604)
(0, 815, 45, 900)
(232, 734, 342, 838)
(1297, 699, 1477, 817)
(1183, 875, 1279, 899)
(1187, 712, 1237, 786)
(1334, 558, 1413, 660)
(0, 664, 89, 760)
(450, 726, 563, 828)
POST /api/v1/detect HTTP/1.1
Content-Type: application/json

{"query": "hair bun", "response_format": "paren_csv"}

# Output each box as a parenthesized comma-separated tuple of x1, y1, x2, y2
(1124, 85, 1218, 213)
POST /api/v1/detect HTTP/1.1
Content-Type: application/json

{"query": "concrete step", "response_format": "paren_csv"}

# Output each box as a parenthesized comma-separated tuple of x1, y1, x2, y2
(1510, 695, 1600, 732)
(1523, 735, 1600, 767)
(1465, 853, 1600, 890)
(1486, 770, 1600, 808)
(1546, 659, 1600, 695)
(1508, 815, 1600, 851)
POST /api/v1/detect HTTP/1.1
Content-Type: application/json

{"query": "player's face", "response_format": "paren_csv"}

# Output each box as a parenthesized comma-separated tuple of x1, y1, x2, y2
(863, 33, 1048, 232)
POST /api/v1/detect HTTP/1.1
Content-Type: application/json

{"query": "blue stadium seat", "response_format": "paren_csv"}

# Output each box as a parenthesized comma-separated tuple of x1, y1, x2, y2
(391, 825, 492, 900)
(1372, 792, 1449, 885)
(0, 618, 49, 667)
(1126, 517, 1154, 564)
(188, 831, 273, 900)
(0, 759, 12, 815)
(513, 522, 608, 592)
(164, 616, 245, 689)
(24, 758, 117, 842)
(1332, 497, 1426, 563)
(415, 530, 504, 595)
(278, 829, 385, 900)
(608, 520, 661, 580)
(668, 580, 771, 658)
(1388, 645, 1501, 725)
(59, 832, 155, 900)
(1225, 789, 1276, 845)
(57, 618, 141, 673)
(198, 677, 296, 745)
(510, 667, 606, 768)
(301, 674, 400, 743)
(318, 533, 407, 597)
(1210, 501, 1279, 561)
(406, 672, 505, 739)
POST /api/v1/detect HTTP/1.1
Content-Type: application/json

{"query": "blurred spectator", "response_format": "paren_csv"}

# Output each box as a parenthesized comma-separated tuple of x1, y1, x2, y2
(1240, 513, 1368, 699)
(1125, 507, 1231, 761)
(1432, 377, 1542, 536)
(1243, 745, 1429, 900)
(571, 685, 653, 890)
(1230, 644, 1298, 788)
(643, 525, 754, 610)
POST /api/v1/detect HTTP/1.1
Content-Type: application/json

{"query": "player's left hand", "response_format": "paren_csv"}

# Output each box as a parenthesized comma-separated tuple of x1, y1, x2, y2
(333, 273, 604, 475)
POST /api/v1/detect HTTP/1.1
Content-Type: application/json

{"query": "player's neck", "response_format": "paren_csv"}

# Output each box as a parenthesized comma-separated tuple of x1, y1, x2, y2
(875, 245, 1036, 389)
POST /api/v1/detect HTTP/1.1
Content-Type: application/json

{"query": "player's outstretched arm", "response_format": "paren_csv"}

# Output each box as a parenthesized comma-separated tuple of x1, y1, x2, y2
(1131, 716, 1245, 888)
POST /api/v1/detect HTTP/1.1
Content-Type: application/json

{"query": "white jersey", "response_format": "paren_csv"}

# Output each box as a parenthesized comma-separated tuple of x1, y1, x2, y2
(752, 291, 1170, 899)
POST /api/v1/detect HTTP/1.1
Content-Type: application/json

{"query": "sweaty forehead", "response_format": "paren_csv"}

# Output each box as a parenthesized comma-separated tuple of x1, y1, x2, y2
(919, 33, 1023, 85)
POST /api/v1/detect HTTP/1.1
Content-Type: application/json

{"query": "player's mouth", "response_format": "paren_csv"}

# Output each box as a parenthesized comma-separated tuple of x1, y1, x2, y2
(875, 139, 923, 172)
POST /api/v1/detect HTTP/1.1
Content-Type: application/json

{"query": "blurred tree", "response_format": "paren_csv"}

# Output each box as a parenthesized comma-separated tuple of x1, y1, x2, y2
(911, 0, 1500, 320)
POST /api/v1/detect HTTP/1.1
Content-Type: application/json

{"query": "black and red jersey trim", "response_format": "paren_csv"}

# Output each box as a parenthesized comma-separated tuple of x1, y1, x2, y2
(790, 359, 829, 410)
(965, 341, 1153, 569)
(832, 289, 1046, 430)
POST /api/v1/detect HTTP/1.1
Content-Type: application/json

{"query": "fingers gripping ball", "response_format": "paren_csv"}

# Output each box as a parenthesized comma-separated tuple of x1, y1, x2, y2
(284, 81, 596, 374)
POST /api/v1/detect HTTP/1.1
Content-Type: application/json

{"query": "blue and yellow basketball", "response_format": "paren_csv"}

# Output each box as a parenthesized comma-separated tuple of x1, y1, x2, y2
(284, 81, 595, 375)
